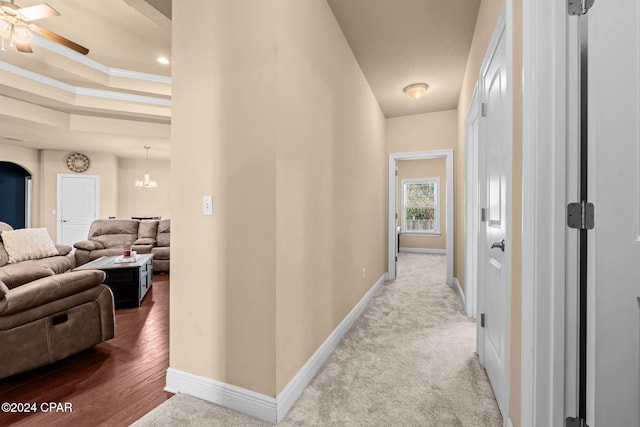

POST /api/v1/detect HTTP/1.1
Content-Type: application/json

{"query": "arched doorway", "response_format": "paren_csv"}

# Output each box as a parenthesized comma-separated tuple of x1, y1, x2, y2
(0, 161, 32, 229)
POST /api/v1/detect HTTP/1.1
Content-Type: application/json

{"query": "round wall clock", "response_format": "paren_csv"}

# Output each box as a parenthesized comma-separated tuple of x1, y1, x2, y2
(66, 153, 90, 173)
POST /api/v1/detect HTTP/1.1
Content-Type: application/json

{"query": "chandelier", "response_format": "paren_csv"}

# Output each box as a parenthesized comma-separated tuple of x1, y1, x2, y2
(135, 146, 158, 188)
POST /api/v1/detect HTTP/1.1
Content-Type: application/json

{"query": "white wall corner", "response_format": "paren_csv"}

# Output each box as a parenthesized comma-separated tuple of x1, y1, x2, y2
(165, 273, 387, 424)
(453, 277, 465, 308)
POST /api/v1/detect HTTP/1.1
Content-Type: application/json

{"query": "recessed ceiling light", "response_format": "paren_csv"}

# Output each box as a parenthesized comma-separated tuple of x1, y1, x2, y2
(403, 83, 428, 100)
(157, 56, 170, 65)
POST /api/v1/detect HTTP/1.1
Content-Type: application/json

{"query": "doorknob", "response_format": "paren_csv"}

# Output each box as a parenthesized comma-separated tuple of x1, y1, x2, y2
(491, 239, 505, 252)
(61, 219, 68, 223)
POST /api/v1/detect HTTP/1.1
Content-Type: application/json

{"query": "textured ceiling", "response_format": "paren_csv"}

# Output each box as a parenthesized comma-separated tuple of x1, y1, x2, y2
(327, 0, 480, 117)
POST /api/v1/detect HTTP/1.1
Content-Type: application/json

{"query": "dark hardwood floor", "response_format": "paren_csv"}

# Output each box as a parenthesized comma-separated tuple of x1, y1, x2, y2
(0, 274, 171, 427)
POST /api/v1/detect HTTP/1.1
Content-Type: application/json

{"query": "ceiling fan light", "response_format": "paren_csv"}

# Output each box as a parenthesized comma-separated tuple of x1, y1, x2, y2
(13, 23, 31, 42)
(0, 19, 10, 36)
(403, 83, 428, 100)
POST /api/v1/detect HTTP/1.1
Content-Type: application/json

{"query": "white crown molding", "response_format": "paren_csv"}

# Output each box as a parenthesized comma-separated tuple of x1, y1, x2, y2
(165, 273, 388, 424)
(0, 60, 171, 113)
(31, 34, 172, 85)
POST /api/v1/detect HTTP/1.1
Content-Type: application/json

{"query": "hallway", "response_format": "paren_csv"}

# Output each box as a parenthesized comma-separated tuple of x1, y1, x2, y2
(135, 253, 502, 426)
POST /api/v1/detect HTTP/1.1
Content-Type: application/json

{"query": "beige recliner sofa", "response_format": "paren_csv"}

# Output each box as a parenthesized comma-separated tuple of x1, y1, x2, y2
(0, 221, 115, 379)
(74, 219, 170, 273)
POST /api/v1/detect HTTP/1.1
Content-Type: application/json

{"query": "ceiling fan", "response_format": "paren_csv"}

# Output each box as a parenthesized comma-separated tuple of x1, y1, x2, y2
(0, 0, 88, 55)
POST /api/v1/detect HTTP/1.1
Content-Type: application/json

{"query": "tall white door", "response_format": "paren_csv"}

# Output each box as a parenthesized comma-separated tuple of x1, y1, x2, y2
(478, 23, 509, 416)
(588, 0, 640, 424)
(57, 174, 99, 245)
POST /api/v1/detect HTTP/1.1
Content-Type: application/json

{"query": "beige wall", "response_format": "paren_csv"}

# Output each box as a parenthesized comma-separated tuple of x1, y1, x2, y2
(171, 0, 386, 397)
(118, 158, 171, 219)
(397, 158, 446, 250)
(40, 149, 118, 241)
(0, 144, 170, 240)
(275, 0, 386, 393)
(386, 110, 457, 154)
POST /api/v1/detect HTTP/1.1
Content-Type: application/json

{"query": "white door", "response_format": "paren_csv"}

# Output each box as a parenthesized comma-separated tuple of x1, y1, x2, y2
(588, 0, 640, 424)
(57, 174, 99, 245)
(478, 23, 509, 416)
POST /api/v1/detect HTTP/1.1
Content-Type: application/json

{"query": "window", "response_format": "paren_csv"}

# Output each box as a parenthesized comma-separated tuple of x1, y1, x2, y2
(402, 178, 440, 234)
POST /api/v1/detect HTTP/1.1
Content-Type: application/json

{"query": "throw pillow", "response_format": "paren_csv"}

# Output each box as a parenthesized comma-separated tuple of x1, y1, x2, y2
(0, 228, 59, 263)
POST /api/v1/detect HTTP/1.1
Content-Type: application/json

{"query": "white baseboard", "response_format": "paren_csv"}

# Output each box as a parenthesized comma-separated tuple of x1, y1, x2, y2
(453, 277, 465, 307)
(505, 417, 514, 427)
(276, 272, 386, 421)
(399, 247, 446, 255)
(164, 272, 387, 424)
(164, 368, 277, 423)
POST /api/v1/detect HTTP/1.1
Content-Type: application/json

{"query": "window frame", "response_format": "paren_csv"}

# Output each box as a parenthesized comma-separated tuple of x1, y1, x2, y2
(401, 177, 440, 235)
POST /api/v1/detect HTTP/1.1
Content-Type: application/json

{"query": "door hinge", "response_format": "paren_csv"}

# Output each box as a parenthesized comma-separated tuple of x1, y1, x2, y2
(568, 0, 595, 16)
(481, 102, 488, 117)
(481, 208, 487, 222)
(566, 417, 589, 427)
(395, 256, 398, 262)
(567, 202, 595, 230)
(480, 313, 485, 328)
(395, 169, 398, 176)
(395, 213, 398, 219)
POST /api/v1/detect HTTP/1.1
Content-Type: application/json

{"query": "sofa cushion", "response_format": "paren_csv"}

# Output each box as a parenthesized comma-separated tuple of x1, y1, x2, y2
(156, 219, 170, 247)
(0, 261, 55, 289)
(55, 245, 72, 257)
(88, 219, 139, 249)
(74, 240, 104, 251)
(150, 246, 170, 260)
(138, 221, 159, 240)
(36, 255, 74, 275)
(1, 228, 58, 264)
(0, 270, 106, 316)
(133, 237, 155, 245)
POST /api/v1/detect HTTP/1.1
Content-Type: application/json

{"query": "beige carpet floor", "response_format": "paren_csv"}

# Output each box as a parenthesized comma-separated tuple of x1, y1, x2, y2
(132, 253, 502, 426)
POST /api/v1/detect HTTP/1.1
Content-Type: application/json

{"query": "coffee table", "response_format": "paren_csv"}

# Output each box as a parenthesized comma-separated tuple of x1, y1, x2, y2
(75, 254, 153, 309)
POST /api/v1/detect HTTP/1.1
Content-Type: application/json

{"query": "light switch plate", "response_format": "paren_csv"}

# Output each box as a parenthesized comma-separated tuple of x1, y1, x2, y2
(203, 195, 213, 216)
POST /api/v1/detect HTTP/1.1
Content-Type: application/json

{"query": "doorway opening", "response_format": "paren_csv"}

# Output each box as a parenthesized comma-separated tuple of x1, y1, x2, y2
(0, 161, 32, 229)
(387, 149, 454, 284)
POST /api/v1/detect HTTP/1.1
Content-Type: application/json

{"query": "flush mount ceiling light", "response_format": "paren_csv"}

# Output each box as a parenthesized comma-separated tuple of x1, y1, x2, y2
(0, 0, 89, 54)
(156, 56, 170, 65)
(135, 146, 158, 188)
(403, 83, 429, 100)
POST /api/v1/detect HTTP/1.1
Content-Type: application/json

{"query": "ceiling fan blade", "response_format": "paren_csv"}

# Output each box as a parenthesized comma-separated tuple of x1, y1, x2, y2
(0, 1, 19, 13)
(15, 41, 33, 53)
(17, 3, 59, 21)
(32, 26, 89, 55)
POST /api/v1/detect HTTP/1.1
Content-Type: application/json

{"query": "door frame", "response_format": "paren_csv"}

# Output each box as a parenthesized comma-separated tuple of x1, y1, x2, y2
(387, 149, 453, 285)
(464, 84, 480, 318)
(521, 0, 575, 425)
(56, 174, 100, 244)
